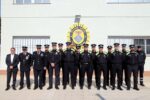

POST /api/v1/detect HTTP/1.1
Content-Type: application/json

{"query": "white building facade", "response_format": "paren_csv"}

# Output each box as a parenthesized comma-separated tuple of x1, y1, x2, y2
(1, 0, 150, 70)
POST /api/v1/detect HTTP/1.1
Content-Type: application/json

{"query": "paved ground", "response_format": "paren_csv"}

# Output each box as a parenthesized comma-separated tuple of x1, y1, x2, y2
(0, 75, 150, 100)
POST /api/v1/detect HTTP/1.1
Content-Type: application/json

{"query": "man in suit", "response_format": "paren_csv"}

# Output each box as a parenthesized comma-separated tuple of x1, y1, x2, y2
(32, 45, 45, 90)
(19, 46, 32, 90)
(5, 47, 19, 91)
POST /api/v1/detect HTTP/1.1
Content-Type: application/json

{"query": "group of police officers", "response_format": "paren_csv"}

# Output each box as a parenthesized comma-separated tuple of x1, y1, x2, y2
(5, 42, 146, 91)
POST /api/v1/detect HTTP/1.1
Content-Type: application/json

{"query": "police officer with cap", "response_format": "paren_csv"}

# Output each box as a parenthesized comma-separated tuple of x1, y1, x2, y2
(32, 45, 45, 90)
(58, 43, 64, 85)
(111, 43, 123, 90)
(126, 45, 139, 90)
(96, 44, 107, 90)
(79, 43, 92, 89)
(137, 45, 146, 86)
(106, 45, 113, 86)
(91, 44, 97, 86)
(42, 44, 50, 86)
(74, 45, 81, 86)
(63, 42, 76, 89)
(121, 44, 128, 86)
(19, 46, 32, 90)
(47, 42, 60, 89)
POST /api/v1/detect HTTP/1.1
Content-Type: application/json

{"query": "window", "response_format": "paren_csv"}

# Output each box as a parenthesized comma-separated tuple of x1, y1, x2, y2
(107, 0, 150, 4)
(13, 36, 50, 54)
(14, 0, 50, 4)
(108, 36, 150, 55)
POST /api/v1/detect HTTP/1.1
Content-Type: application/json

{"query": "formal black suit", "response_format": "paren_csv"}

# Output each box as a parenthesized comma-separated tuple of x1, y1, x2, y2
(19, 52, 32, 88)
(5, 54, 19, 88)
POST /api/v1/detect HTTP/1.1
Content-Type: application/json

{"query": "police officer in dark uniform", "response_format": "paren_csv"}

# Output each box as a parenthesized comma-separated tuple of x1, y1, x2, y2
(32, 45, 45, 90)
(42, 44, 50, 87)
(96, 44, 107, 90)
(58, 43, 64, 85)
(126, 45, 139, 91)
(91, 44, 97, 86)
(106, 45, 113, 86)
(47, 42, 60, 90)
(74, 45, 81, 86)
(111, 43, 123, 90)
(79, 44, 92, 89)
(19, 46, 32, 90)
(137, 45, 146, 86)
(121, 44, 128, 86)
(63, 42, 75, 89)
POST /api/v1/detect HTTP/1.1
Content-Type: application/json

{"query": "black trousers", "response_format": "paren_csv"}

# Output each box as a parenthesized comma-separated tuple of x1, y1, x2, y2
(74, 64, 80, 86)
(79, 64, 92, 87)
(48, 64, 60, 87)
(20, 70, 30, 87)
(111, 64, 122, 87)
(42, 66, 49, 85)
(63, 63, 75, 87)
(121, 64, 128, 85)
(127, 65, 138, 88)
(7, 68, 18, 87)
(33, 69, 43, 88)
(138, 64, 144, 84)
(106, 63, 112, 85)
(96, 64, 107, 87)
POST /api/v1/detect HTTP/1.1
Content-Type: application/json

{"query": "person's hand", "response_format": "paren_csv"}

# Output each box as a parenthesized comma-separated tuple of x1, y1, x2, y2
(51, 63, 55, 67)
(10, 66, 13, 69)
(44, 67, 47, 70)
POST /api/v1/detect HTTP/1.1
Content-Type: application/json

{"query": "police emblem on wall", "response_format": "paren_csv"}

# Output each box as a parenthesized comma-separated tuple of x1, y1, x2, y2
(67, 23, 90, 49)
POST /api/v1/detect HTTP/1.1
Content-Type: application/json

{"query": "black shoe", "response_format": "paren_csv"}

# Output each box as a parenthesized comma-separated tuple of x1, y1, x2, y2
(127, 87, 130, 90)
(133, 87, 139, 91)
(97, 86, 100, 90)
(47, 86, 53, 90)
(117, 87, 123, 91)
(27, 87, 31, 89)
(33, 86, 38, 90)
(12, 87, 16, 90)
(88, 86, 91, 89)
(80, 86, 83, 90)
(39, 87, 43, 90)
(19, 86, 23, 90)
(103, 86, 107, 90)
(140, 83, 145, 86)
(55, 86, 59, 90)
(5, 87, 10, 91)
(112, 86, 115, 90)
(72, 86, 75, 90)
(63, 86, 66, 90)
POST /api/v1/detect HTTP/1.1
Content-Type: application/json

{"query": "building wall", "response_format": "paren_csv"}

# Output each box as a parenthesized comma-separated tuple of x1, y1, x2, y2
(1, 0, 150, 70)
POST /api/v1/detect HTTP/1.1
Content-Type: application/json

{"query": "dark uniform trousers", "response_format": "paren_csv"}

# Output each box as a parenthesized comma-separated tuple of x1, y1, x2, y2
(43, 51, 50, 86)
(63, 62, 75, 87)
(107, 63, 112, 85)
(20, 69, 30, 87)
(112, 64, 122, 87)
(96, 64, 107, 87)
(34, 69, 43, 88)
(138, 64, 144, 84)
(79, 63, 92, 87)
(121, 63, 128, 85)
(127, 65, 138, 88)
(48, 64, 60, 87)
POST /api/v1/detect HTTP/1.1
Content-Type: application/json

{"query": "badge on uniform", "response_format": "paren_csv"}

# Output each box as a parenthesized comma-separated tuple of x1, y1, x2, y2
(26, 55, 29, 60)
(41, 53, 44, 57)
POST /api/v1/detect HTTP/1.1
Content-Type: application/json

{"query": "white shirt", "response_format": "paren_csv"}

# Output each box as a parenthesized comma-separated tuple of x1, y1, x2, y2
(11, 54, 14, 63)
